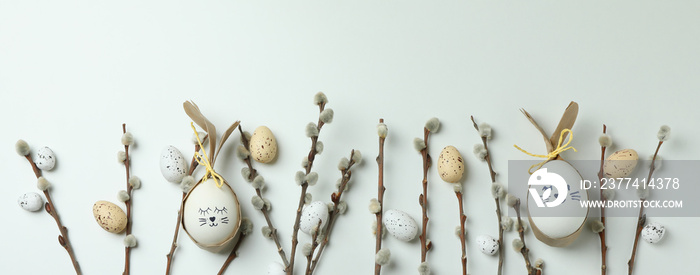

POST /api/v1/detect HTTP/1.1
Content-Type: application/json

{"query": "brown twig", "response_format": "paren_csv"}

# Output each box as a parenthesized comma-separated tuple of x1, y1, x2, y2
(513, 198, 539, 275)
(471, 116, 504, 275)
(375, 119, 386, 275)
(597, 125, 608, 275)
(288, 101, 327, 275)
(217, 229, 249, 275)
(455, 191, 467, 275)
(122, 124, 133, 275)
(238, 125, 290, 267)
(305, 219, 324, 275)
(418, 127, 432, 265)
(21, 146, 82, 274)
(627, 140, 663, 274)
(165, 136, 205, 275)
(307, 150, 358, 274)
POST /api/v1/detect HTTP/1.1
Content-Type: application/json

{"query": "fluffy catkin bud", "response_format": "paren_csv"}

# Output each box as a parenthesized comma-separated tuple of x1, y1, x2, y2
(241, 167, 252, 182)
(15, 140, 30, 156)
(123, 234, 137, 247)
(301, 157, 310, 168)
(602, 189, 616, 200)
(295, 171, 306, 185)
(37, 177, 50, 191)
(306, 172, 319, 186)
(512, 239, 524, 252)
(501, 216, 514, 231)
(535, 258, 544, 268)
(117, 151, 127, 163)
(304, 193, 312, 204)
(377, 123, 388, 138)
(192, 132, 207, 144)
(117, 190, 130, 202)
(479, 123, 492, 139)
(453, 183, 462, 193)
(251, 196, 264, 210)
(302, 243, 313, 256)
(414, 138, 426, 152)
(338, 157, 350, 170)
(315, 141, 324, 155)
(369, 198, 381, 214)
(517, 220, 528, 232)
(314, 92, 328, 105)
(180, 176, 195, 193)
(491, 182, 505, 199)
(473, 144, 487, 161)
(351, 150, 362, 165)
(320, 108, 334, 124)
(129, 176, 141, 189)
(121, 132, 134, 146)
(252, 175, 265, 189)
(657, 125, 671, 141)
(418, 262, 431, 275)
(455, 226, 465, 237)
(261, 226, 272, 238)
(598, 134, 612, 147)
(637, 186, 649, 199)
(375, 248, 391, 265)
(590, 220, 605, 233)
(306, 123, 319, 137)
(425, 117, 440, 132)
(240, 218, 253, 235)
(236, 145, 250, 160)
(263, 198, 271, 211)
(338, 201, 348, 214)
(506, 194, 518, 207)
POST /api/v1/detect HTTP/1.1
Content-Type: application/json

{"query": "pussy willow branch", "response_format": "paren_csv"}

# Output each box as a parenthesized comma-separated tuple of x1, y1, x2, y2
(308, 150, 357, 274)
(471, 116, 504, 275)
(165, 136, 206, 275)
(597, 125, 608, 275)
(122, 124, 133, 275)
(238, 125, 289, 267)
(305, 219, 324, 275)
(455, 191, 467, 275)
(22, 153, 82, 274)
(418, 127, 432, 264)
(375, 118, 386, 275)
(627, 140, 663, 275)
(288, 101, 327, 275)
(513, 198, 540, 275)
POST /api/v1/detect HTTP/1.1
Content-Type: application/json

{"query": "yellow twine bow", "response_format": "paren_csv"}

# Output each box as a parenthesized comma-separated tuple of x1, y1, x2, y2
(514, 128, 578, 174)
(191, 122, 224, 188)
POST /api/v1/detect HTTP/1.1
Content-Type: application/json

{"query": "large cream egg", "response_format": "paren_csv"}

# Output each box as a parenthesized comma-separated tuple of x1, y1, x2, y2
(93, 200, 127, 233)
(527, 160, 588, 247)
(183, 178, 241, 249)
(249, 126, 278, 163)
(604, 149, 638, 178)
(437, 146, 465, 183)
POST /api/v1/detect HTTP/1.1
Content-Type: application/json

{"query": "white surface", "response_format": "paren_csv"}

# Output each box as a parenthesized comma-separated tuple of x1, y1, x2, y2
(2, 1, 699, 274)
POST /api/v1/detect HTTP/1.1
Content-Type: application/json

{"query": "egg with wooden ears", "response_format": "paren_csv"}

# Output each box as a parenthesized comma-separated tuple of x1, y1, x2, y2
(438, 146, 465, 183)
(527, 160, 588, 247)
(182, 178, 241, 250)
(249, 126, 278, 163)
(383, 209, 419, 241)
(604, 149, 638, 178)
(300, 201, 329, 234)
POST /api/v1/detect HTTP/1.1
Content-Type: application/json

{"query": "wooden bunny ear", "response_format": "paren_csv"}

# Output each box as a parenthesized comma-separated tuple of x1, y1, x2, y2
(520, 108, 554, 153)
(549, 101, 578, 147)
(183, 101, 217, 163)
(214, 121, 241, 163)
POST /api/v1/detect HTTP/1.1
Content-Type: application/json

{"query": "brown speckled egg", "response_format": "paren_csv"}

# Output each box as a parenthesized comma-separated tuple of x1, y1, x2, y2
(249, 126, 278, 163)
(93, 200, 127, 233)
(604, 149, 638, 178)
(438, 146, 465, 183)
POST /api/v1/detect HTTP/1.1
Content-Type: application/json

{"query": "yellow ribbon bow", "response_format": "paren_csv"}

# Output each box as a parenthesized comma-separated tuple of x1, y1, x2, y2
(514, 128, 578, 174)
(191, 122, 225, 188)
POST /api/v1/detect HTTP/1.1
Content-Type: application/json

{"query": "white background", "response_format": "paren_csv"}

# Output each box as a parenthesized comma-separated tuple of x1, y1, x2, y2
(2, 1, 699, 274)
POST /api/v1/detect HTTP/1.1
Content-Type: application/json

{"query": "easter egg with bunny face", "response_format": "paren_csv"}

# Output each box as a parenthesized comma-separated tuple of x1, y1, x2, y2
(182, 177, 241, 252)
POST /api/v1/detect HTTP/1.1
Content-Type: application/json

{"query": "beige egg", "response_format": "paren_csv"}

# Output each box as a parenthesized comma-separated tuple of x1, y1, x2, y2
(438, 146, 465, 183)
(93, 200, 127, 233)
(604, 149, 638, 178)
(249, 126, 278, 163)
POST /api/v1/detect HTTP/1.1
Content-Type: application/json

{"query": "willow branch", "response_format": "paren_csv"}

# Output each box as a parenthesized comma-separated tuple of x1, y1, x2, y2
(513, 198, 539, 275)
(471, 116, 504, 275)
(217, 231, 248, 275)
(456, 192, 467, 275)
(288, 102, 327, 275)
(418, 127, 432, 264)
(628, 140, 663, 275)
(597, 125, 608, 275)
(375, 119, 386, 275)
(22, 148, 82, 274)
(122, 124, 133, 275)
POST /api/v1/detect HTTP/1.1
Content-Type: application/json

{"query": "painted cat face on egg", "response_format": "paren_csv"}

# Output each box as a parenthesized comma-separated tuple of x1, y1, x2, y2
(197, 206, 230, 227)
